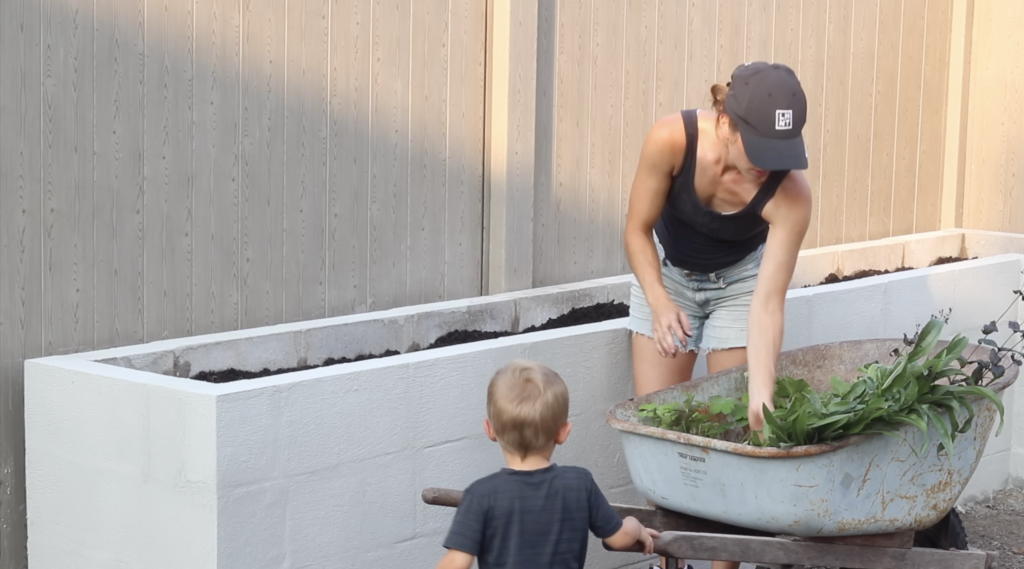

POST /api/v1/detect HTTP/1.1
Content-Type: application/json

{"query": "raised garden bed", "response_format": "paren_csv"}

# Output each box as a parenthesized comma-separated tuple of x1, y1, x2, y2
(810, 254, 977, 286)
(22, 235, 1024, 569)
(192, 301, 628, 383)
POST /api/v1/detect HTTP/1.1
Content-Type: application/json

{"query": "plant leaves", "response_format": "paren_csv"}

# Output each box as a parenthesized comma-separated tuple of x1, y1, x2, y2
(907, 319, 944, 362)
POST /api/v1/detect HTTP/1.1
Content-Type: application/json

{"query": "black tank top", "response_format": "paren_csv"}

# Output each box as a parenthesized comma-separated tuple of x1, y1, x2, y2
(654, 109, 788, 273)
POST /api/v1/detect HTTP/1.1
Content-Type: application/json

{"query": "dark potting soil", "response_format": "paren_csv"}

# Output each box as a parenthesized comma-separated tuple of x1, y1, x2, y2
(190, 301, 629, 383)
(805, 255, 976, 287)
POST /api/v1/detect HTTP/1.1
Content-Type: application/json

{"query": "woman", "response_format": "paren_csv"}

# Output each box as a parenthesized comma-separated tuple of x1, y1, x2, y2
(623, 62, 812, 569)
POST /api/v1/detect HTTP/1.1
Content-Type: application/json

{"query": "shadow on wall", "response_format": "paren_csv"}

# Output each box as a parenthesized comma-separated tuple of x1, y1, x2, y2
(2, 1, 492, 567)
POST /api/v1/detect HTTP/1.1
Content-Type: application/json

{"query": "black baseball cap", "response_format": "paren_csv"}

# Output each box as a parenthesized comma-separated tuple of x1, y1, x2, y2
(724, 61, 808, 171)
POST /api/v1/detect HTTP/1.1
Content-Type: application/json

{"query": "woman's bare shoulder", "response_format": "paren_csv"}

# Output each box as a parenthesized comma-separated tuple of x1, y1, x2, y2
(644, 112, 689, 174)
(763, 170, 813, 228)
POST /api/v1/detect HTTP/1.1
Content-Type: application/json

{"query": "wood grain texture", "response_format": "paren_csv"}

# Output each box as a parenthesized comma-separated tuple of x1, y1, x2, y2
(586, 0, 624, 279)
(240, 0, 286, 328)
(797, 0, 829, 249)
(684, 0, 716, 110)
(194, 0, 241, 335)
(772, 0, 801, 69)
(443, 0, 484, 302)
(532, 0, 559, 286)
(0, 0, 42, 565)
(914, 0, 952, 235)
(327, 0, 372, 316)
(548, 0, 592, 286)
(816, 0, 853, 247)
(963, 0, 1023, 231)
(841, 0, 879, 244)
(407, 0, 449, 304)
(93, 0, 146, 350)
(996, 2, 1024, 233)
(43, 0, 96, 356)
(144, 0, 194, 341)
(653, 0, 686, 117)
(891, 0, 928, 237)
(716, 0, 745, 82)
(368, 0, 411, 310)
(745, 0, 775, 62)
(618, 0, 658, 273)
(284, 0, 329, 321)
(867, 0, 903, 240)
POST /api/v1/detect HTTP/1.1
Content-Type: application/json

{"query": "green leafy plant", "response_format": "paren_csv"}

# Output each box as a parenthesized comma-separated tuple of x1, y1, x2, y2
(638, 288, 1024, 457)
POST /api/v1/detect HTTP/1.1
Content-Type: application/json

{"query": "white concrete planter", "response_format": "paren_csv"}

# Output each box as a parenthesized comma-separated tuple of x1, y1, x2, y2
(24, 232, 1024, 569)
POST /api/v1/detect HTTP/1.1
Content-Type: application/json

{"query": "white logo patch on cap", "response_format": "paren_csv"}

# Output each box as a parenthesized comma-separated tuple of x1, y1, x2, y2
(776, 109, 793, 130)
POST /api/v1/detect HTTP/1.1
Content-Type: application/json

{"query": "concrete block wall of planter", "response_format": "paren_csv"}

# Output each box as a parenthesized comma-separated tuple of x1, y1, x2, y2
(23, 235, 1024, 569)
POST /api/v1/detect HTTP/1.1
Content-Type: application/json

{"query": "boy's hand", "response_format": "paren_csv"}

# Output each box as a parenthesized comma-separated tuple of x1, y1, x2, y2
(638, 526, 660, 555)
(435, 549, 474, 569)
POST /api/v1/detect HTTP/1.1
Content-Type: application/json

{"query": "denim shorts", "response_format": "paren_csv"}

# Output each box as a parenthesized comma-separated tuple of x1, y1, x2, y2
(628, 232, 763, 353)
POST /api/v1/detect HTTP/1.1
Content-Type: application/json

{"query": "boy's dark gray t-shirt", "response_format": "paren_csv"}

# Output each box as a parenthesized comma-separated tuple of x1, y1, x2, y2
(442, 464, 624, 569)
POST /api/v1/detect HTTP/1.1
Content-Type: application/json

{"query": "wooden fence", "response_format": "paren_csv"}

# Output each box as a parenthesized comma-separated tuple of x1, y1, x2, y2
(2, 0, 1023, 567)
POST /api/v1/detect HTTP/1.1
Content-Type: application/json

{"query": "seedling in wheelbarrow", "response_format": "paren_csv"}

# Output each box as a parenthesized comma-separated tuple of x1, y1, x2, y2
(639, 286, 1022, 457)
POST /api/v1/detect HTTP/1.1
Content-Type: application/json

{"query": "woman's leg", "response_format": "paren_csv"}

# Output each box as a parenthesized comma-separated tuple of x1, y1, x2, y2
(631, 331, 698, 396)
(629, 292, 699, 568)
(704, 348, 749, 569)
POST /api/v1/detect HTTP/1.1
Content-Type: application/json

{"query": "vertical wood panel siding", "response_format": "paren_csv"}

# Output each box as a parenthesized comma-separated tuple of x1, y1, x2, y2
(0, 1, 486, 566)
(532, 0, 955, 287)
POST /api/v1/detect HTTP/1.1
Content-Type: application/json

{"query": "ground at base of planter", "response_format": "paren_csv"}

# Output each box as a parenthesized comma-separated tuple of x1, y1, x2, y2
(190, 301, 628, 383)
(958, 487, 1024, 569)
(808, 255, 977, 287)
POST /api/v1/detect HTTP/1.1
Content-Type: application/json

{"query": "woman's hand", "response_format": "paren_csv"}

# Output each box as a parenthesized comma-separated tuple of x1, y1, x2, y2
(650, 297, 692, 357)
(747, 387, 775, 433)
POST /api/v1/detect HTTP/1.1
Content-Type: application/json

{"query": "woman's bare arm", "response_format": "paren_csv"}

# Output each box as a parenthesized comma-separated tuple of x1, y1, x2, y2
(623, 116, 689, 356)
(746, 171, 813, 429)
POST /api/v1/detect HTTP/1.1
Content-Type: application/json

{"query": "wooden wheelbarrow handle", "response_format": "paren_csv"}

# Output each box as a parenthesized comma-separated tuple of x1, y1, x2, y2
(420, 487, 999, 568)
(421, 486, 771, 536)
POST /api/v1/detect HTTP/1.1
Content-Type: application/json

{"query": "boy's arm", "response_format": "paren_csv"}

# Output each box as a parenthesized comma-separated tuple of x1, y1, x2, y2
(437, 487, 485, 569)
(602, 516, 658, 554)
(587, 472, 659, 554)
(434, 549, 474, 569)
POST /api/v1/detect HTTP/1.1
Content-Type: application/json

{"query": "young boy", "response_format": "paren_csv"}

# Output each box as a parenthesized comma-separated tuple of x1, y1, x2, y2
(434, 360, 660, 569)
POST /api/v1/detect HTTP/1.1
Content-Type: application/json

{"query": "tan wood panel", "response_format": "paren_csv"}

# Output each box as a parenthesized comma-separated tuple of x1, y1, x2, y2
(144, 0, 195, 341)
(745, 0, 775, 62)
(617, 0, 659, 273)
(866, 0, 904, 240)
(94, 0, 147, 349)
(797, 0, 830, 249)
(444, 0, 486, 301)
(0, 0, 42, 565)
(891, 0, 929, 238)
(284, 0, 330, 321)
(817, 0, 854, 247)
(586, 0, 626, 279)
(915, 0, 954, 235)
(194, 0, 242, 335)
(408, 0, 451, 304)
(240, 0, 287, 328)
(842, 0, 880, 244)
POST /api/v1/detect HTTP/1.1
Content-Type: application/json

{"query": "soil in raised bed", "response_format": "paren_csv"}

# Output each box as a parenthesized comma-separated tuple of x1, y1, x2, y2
(190, 301, 628, 383)
(806, 255, 976, 287)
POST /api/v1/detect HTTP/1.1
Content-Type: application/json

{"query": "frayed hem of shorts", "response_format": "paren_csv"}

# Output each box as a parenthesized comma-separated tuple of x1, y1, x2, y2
(629, 330, 721, 354)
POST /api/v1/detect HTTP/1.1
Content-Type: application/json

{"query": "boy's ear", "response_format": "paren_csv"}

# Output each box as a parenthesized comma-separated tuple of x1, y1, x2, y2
(555, 421, 572, 445)
(483, 418, 498, 442)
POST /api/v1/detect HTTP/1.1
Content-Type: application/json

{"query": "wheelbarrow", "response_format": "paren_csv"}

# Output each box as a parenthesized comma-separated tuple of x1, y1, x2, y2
(422, 337, 1011, 567)
(606, 338, 1018, 539)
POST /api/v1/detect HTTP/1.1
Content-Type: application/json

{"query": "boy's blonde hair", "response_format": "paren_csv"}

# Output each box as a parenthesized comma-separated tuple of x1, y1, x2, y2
(487, 360, 569, 459)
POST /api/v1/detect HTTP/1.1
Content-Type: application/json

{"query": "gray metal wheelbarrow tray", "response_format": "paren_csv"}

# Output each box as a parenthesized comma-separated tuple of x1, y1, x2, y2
(607, 338, 1018, 538)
